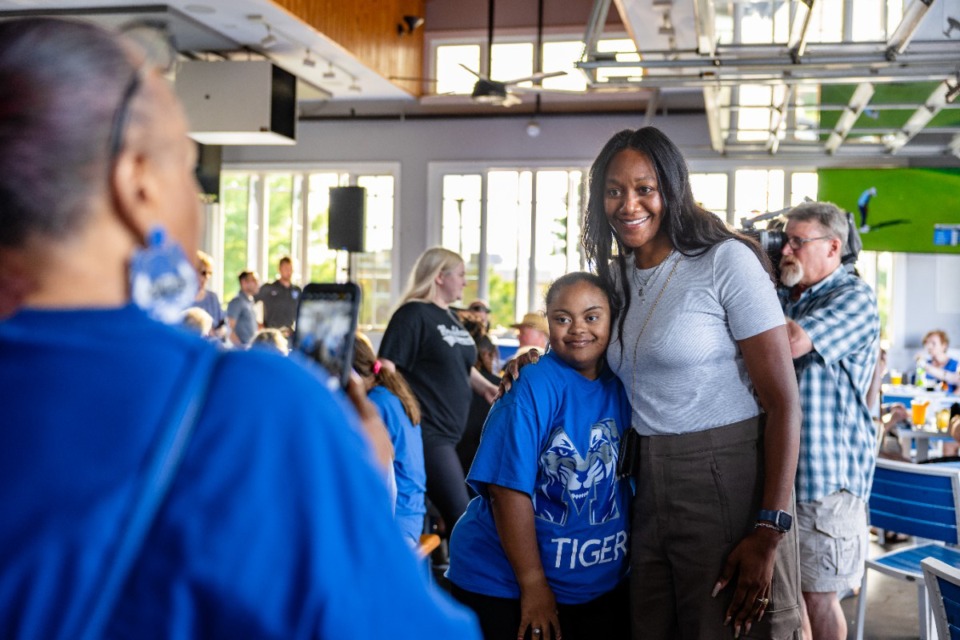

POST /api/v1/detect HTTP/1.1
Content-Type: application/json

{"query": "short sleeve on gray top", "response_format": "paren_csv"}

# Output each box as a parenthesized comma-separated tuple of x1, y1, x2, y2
(607, 240, 784, 435)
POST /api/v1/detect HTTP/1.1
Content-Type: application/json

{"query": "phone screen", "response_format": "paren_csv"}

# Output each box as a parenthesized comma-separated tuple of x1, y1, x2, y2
(293, 283, 360, 390)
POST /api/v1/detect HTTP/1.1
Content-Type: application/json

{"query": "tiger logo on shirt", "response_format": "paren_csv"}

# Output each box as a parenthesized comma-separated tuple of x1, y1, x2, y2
(534, 420, 620, 526)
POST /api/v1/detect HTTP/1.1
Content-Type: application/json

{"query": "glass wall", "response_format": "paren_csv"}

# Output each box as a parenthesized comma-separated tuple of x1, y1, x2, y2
(221, 174, 251, 303)
(217, 167, 397, 328)
(440, 168, 583, 329)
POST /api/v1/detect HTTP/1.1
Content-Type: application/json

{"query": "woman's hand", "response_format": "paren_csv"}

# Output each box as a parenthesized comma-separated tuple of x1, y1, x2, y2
(712, 527, 781, 637)
(497, 349, 541, 398)
(518, 577, 561, 640)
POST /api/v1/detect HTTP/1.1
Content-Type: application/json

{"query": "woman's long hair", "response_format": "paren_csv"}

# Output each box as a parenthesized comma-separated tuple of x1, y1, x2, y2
(397, 246, 463, 307)
(581, 126, 772, 348)
(354, 334, 421, 425)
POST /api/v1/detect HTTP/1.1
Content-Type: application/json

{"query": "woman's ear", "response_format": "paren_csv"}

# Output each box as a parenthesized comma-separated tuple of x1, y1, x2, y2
(110, 143, 164, 244)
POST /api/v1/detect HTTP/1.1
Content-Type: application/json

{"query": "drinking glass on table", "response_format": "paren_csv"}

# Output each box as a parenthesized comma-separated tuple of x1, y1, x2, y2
(889, 369, 903, 385)
(912, 398, 931, 427)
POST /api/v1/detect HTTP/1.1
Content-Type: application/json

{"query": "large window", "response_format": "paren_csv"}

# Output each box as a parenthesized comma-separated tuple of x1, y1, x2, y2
(689, 173, 729, 217)
(221, 174, 251, 303)
(735, 169, 785, 218)
(218, 167, 397, 328)
(440, 168, 582, 329)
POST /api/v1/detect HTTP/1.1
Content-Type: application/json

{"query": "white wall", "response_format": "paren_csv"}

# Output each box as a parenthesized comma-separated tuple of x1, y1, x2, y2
(887, 253, 960, 372)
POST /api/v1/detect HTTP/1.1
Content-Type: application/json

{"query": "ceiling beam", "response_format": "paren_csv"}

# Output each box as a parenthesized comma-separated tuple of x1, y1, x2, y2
(786, 0, 814, 63)
(767, 85, 795, 154)
(885, 0, 935, 60)
(702, 85, 726, 154)
(884, 78, 953, 153)
(825, 82, 874, 155)
(581, 0, 614, 85)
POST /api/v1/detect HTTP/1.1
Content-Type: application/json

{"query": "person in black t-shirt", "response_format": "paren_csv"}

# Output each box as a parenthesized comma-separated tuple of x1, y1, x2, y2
(379, 248, 499, 536)
(256, 256, 301, 336)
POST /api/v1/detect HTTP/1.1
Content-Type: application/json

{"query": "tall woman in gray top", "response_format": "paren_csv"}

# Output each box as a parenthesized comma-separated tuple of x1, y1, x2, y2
(584, 127, 803, 639)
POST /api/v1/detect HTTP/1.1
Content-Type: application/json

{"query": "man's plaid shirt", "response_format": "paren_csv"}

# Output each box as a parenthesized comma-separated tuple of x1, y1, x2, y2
(780, 266, 880, 504)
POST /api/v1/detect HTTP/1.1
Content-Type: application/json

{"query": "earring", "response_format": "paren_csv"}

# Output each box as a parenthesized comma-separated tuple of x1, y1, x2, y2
(129, 226, 198, 324)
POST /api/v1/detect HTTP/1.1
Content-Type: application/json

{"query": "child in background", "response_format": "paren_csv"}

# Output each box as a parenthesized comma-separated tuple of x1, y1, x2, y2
(447, 273, 632, 640)
(354, 334, 427, 546)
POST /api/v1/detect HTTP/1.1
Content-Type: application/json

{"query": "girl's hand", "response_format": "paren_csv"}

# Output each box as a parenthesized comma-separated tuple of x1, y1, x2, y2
(518, 578, 561, 640)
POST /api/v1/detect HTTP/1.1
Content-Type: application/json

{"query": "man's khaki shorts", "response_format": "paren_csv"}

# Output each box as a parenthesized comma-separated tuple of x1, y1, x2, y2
(796, 490, 868, 593)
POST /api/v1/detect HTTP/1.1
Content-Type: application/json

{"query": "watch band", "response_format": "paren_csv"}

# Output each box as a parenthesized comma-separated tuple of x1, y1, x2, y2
(757, 509, 792, 532)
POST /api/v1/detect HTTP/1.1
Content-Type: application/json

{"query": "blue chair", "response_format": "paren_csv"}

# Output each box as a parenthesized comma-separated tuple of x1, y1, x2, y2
(923, 557, 960, 640)
(855, 459, 960, 640)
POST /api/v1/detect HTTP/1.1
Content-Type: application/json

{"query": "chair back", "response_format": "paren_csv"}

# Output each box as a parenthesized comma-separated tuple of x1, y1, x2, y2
(923, 557, 960, 640)
(868, 459, 960, 543)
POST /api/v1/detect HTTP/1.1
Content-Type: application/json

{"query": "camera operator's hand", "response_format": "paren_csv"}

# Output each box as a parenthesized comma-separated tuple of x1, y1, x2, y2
(497, 349, 541, 399)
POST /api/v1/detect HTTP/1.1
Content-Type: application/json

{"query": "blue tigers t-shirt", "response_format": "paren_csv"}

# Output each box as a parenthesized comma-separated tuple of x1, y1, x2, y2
(446, 351, 632, 604)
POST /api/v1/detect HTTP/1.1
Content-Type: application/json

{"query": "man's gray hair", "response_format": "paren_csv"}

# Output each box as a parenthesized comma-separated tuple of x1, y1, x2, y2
(785, 201, 849, 242)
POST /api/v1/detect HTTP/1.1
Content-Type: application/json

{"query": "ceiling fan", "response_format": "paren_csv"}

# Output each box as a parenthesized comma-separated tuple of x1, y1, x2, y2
(457, 0, 568, 107)
(390, 0, 571, 107)
(459, 64, 565, 107)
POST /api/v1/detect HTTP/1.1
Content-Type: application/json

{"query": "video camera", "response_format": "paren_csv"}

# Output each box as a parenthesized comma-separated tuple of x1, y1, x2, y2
(739, 202, 863, 272)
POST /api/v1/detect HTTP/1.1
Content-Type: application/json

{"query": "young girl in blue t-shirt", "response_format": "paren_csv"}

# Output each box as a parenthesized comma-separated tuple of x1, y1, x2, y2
(447, 273, 632, 640)
(353, 335, 427, 546)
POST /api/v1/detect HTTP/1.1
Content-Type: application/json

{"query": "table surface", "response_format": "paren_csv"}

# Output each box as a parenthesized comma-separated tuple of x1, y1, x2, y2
(882, 385, 958, 411)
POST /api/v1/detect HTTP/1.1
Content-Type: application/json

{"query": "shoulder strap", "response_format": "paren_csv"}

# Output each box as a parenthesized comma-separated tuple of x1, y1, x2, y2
(61, 347, 222, 640)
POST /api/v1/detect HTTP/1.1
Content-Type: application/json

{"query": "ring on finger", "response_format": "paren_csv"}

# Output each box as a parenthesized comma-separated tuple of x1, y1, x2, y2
(756, 596, 770, 607)
(532, 628, 542, 636)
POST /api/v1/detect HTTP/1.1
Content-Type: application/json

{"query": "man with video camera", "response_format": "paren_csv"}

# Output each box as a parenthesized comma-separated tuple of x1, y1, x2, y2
(777, 201, 880, 640)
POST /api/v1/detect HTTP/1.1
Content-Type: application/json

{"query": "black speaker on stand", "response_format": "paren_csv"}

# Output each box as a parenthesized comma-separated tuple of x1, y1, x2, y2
(328, 186, 366, 253)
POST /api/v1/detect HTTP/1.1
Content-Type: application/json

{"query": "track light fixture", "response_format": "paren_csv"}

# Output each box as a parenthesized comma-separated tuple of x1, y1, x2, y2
(260, 25, 277, 49)
(397, 15, 424, 36)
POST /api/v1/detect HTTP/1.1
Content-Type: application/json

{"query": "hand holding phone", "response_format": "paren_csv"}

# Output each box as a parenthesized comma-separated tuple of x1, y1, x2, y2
(293, 282, 361, 390)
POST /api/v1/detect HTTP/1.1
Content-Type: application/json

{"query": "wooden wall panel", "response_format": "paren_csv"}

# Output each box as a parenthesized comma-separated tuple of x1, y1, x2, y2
(275, 0, 425, 96)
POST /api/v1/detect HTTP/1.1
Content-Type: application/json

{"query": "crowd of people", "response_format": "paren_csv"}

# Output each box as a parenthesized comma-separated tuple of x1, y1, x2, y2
(0, 15, 944, 640)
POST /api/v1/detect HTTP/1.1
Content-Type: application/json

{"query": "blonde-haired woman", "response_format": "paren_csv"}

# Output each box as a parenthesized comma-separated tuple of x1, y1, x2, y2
(380, 247, 499, 537)
(191, 250, 224, 331)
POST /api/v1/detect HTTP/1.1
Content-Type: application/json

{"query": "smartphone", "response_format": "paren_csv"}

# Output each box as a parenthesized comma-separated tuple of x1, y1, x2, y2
(293, 282, 361, 391)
